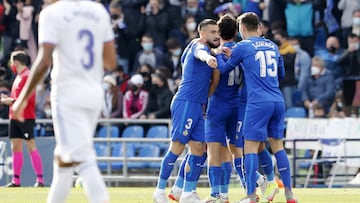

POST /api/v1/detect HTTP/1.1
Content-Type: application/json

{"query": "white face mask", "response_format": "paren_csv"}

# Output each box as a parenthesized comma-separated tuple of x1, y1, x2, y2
(292, 44, 300, 50)
(102, 82, 110, 91)
(186, 22, 197, 32)
(44, 108, 52, 117)
(349, 42, 360, 50)
(171, 48, 181, 56)
(311, 66, 321, 76)
(353, 17, 360, 26)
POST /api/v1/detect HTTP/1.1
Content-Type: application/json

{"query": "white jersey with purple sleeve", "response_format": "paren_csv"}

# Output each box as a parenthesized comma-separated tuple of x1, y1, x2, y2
(38, 0, 114, 109)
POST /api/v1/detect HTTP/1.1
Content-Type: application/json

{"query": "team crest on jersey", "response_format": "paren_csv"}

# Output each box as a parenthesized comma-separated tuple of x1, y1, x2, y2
(183, 129, 188, 136)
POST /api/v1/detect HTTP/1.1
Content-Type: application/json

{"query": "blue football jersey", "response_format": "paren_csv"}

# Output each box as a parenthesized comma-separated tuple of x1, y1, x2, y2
(208, 41, 242, 108)
(174, 39, 213, 104)
(217, 36, 285, 103)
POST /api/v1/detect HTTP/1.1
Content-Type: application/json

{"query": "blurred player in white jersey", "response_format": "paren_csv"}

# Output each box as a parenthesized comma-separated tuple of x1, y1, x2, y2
(11, 0, 116, 202)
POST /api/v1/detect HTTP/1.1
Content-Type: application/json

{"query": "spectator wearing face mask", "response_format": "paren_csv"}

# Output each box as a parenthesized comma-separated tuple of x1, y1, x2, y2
(169, 14, 199, 49)
(109, 0, 141, 74)
(132, 34, 166, 74)
(288, 37, 311, 90)
(163, 38, 182, 80)
(137, 63, 154, 92)
(273, 29, 297, 109)
(338, 0, 360, 48)
(123, 74, 149, 119)
(302, 57, 336, 115)
(315, 36, 344, 89)
(139, 0, 169, 52)
(352, 9, 360, 36)
(182, 0, 207, 24)
(102, 75, 123, 119)
(140, 73, 173, 119)
(338, 33, 360, 116)
(112, 65, 130, 95)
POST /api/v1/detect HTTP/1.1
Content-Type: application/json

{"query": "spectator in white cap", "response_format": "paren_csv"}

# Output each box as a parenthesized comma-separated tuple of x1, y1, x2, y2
(123, 74, 149, 119)
(102, 74, 123, 118)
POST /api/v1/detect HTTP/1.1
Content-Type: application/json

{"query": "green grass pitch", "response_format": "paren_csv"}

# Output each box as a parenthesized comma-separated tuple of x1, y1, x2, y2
(0, 187, 360, 203)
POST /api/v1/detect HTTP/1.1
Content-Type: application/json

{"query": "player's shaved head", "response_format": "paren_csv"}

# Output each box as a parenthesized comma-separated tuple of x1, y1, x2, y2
(198, 19, 217, 32)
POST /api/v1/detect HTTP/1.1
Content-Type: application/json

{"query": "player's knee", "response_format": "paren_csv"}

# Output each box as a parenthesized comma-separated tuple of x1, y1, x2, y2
(188, 141, 205, 156)
(169, 141, 185, 155)
(268, 138, 283, 153)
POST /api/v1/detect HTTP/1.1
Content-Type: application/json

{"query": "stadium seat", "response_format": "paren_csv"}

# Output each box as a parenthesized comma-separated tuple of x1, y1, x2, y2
(97, 125, 120, 138)
(128, 144, 161, 169)
(111, 143, 136, 171)
(94, 143, 110, 171)
(285, 107, 307, 118)
(146, 125, 169, 138)
(145, 125, 169, 151)
(121, 125, 144, 138)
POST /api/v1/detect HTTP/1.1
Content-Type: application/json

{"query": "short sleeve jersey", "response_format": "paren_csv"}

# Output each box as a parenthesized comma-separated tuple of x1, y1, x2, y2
(173, 39, 213, 104)
(208, 41, 242, 108)
(217, 36, 285, 103)
(9, 69, 36, 119)
(38, 0, 114, 108)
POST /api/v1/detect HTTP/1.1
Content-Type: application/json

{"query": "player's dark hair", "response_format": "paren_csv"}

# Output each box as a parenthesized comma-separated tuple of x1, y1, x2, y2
(237, 12, 260, 32)
(217, 14, 237, 40)
(198, 19, 217, 32)
(13, 53, 29, 66)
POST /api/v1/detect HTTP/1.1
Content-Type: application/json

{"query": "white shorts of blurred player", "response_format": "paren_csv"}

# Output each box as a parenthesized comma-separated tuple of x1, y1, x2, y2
(52, 103, 100, 163)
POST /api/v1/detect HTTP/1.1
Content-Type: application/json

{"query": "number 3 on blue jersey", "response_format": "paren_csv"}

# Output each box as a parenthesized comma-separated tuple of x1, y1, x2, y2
(79, 29, 94, 70)
(255, 50, 277, 77)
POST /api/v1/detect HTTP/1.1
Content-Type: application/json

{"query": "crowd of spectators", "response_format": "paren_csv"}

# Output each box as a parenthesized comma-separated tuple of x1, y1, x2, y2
(1, 0, 360, 137)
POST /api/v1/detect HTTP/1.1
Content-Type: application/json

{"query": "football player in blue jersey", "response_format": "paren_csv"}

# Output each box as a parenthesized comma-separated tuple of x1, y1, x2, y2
(204, 14, 242, 203)
(215, 12, 297, 203)
(153, 18, 220, 203)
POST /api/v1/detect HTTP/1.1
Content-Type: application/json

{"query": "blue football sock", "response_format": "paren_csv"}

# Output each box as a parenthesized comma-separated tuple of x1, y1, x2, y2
(174, 153, 189, 189)
(220, 162, 232, 194)
(259, 149, 275, 181)
(244, 153, 258, 195)
(208, 166, 221, 197)
(274, 150, 292, 191)
(191, 152, 207, 191)
(234, 157, 245, 187)
(184, 154, 204, 192)
(157, 150, 178, 189)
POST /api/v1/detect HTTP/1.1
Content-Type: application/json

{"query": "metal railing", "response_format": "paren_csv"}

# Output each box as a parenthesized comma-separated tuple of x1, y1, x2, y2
(284, 138, 360, 188)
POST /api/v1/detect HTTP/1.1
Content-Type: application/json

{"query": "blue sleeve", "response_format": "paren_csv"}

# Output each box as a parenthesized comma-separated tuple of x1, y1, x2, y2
(278, 55, 285, 80)
(218, 45, 242, 74)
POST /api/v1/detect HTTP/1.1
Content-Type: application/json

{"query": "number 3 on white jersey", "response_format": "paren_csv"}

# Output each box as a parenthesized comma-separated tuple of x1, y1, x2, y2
(255, 50, 277, 77)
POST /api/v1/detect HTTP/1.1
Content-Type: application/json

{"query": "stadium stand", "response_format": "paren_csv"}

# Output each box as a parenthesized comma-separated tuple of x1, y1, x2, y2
(97, 125, 120, 138)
